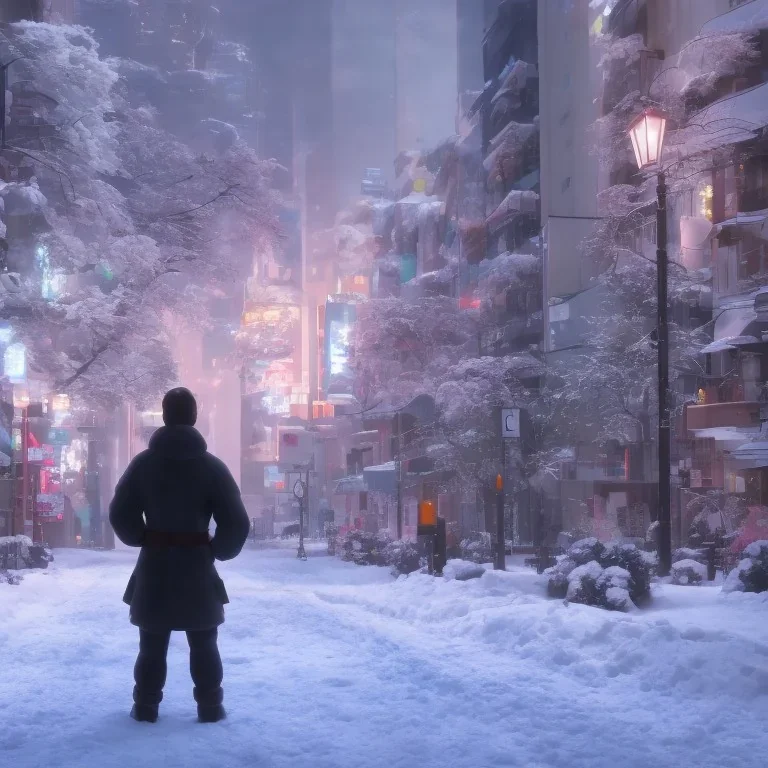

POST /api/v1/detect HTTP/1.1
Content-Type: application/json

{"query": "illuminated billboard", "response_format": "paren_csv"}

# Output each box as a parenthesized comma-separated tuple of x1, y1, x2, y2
(324, 301, 356, 395)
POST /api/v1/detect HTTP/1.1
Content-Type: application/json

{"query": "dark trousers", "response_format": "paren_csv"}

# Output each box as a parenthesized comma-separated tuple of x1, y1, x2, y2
(134, 628, 223, 708)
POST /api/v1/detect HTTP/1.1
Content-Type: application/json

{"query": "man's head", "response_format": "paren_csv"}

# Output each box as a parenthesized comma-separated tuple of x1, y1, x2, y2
(162, 387, 197, 427)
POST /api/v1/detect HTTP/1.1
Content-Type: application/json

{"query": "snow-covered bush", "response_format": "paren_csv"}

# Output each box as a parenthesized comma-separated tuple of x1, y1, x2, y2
(671, 559, 708, 586)
(384, 539, 421, 576)
(723, 541, 768, 594)
(339, 530, 391, 567)
(566, 561, 634, 612)
(673, 547, 705, 564)
(0, 535, 53, 572)
(546, 538, 652, 609)
(460, 536, 494, 564)
(443, 559, 485, 582)
(1, 570, 23, 586)
(601, 542, 654, 604)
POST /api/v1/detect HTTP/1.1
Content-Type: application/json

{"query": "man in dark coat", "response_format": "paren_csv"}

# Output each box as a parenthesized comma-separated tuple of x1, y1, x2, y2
(109, 387, 250, 724)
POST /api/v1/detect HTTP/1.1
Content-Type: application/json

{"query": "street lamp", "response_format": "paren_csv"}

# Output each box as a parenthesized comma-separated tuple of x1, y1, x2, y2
(628, 109, 672, 577)
(293, 478, 307, 561)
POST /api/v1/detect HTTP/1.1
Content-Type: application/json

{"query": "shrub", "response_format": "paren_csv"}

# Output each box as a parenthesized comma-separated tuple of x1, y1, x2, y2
(384, 539, 421, 576)
(1, 570, 23, 586)
(545, 537, 653, 609)
(339, 530, 391, 567)
(460, 535, 494, 564)
(673, 547, 705, 564)
(723, 540, 768, 594)
(566, 561, 634, 612)
(0, 536, 53, 571)
(601, 542, 654, 604)
(671, 559, 707, 586)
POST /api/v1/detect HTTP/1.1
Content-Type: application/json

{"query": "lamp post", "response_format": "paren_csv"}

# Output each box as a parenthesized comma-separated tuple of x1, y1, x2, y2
(628, 109, 671, 577)
(293, 477, 307, 561)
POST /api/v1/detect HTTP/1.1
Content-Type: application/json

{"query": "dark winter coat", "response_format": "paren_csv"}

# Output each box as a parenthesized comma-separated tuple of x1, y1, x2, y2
(109, 426, 250, 632)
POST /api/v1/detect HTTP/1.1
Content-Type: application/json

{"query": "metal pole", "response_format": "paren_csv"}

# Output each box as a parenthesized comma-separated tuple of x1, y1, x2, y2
(495, 485, 505, 571)
(0, 63, 7, 150)
(657, 171, 672, 577)
(22, 407, 29, 539)
(396, 411, 402, 540)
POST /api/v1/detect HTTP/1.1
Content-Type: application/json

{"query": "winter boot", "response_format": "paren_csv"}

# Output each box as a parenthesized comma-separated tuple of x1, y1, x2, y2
(197, 704, 227, 723)
(130, 703, 159, 723)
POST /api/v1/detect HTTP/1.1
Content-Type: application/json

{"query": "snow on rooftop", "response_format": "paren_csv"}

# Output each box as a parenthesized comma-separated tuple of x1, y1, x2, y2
(701, 0, 768, 35)
(699, 335, 761, 354)
(674, 82, 768, 158)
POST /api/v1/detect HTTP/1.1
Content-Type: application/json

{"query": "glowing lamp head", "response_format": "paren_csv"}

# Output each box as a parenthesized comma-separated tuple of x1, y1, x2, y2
(628, 109, 667, 170)
(496, 474, 503, 493)
(418, 500, 437, 528)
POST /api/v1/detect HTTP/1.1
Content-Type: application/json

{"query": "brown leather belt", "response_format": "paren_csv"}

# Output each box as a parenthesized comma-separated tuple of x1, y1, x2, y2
(143, 531, 210, 548)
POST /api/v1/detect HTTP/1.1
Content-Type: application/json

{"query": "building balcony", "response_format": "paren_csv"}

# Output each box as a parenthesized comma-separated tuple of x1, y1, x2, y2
(684, 400, 761, 432)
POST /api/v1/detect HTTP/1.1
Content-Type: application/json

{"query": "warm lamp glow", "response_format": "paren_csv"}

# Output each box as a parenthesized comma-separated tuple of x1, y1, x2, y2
(628, 109, 667, 170)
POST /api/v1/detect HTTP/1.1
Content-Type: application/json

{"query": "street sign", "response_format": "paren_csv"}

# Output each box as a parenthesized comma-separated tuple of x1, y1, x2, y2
(501, 408, 521, 439)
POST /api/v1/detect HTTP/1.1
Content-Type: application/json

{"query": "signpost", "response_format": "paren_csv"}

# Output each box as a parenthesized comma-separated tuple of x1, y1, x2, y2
(497, 407, 522, 571)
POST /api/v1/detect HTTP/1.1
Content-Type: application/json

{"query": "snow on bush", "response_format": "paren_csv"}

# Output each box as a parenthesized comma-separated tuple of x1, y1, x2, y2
(0, 535, 53, 573)
(673, 547, 705, 564)
(443, 559, 485, 582)
(566, 561, 634, 612)
(671, 559, 707, 586)
(723, 541, 768, 594)
(460, 536, 494, 565)
(384, 539, 421, 577)
(340, 530, 391, 567)
(339, 532, 421, 576)
(546, 538, 653, 610)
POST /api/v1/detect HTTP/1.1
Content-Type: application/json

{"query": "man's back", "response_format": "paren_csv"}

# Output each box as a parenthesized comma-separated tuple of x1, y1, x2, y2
(108, 388, 249, 723)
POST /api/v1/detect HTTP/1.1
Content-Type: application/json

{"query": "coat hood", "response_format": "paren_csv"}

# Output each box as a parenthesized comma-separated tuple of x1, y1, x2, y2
(148, 426, 208, 460)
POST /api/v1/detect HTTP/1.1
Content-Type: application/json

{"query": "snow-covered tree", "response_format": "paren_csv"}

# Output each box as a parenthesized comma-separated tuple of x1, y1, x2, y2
(0, 19, 277, 407)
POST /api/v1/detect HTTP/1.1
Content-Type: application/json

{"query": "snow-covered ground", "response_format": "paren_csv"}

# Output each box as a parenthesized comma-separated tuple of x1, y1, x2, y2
(1, 545, 767, 768)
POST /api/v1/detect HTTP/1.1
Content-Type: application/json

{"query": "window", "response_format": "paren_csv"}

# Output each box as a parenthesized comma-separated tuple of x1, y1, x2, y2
(741, 154, 768, 214)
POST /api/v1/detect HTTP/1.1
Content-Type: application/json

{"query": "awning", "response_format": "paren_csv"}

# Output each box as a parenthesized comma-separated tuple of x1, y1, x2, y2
(675, 82, 768, 158)
(701, 0, 768, 35)
(487, 190, 539, 233)
(715, 303, 758, 340)
(693, 426, 761, 442)
(363, 462, 397, 495)
(700, 335, 761, 354)
(334, 475, 366, 495)
(716, 209, 768, 241)
(729, 440, 768, 469)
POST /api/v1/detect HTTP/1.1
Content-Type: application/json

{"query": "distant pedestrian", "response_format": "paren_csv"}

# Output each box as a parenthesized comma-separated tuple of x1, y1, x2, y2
(109, 387, 249, 724)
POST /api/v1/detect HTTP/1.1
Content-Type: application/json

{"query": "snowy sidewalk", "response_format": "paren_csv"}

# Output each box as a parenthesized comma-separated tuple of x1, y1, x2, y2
(1, 548, 767, 768)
